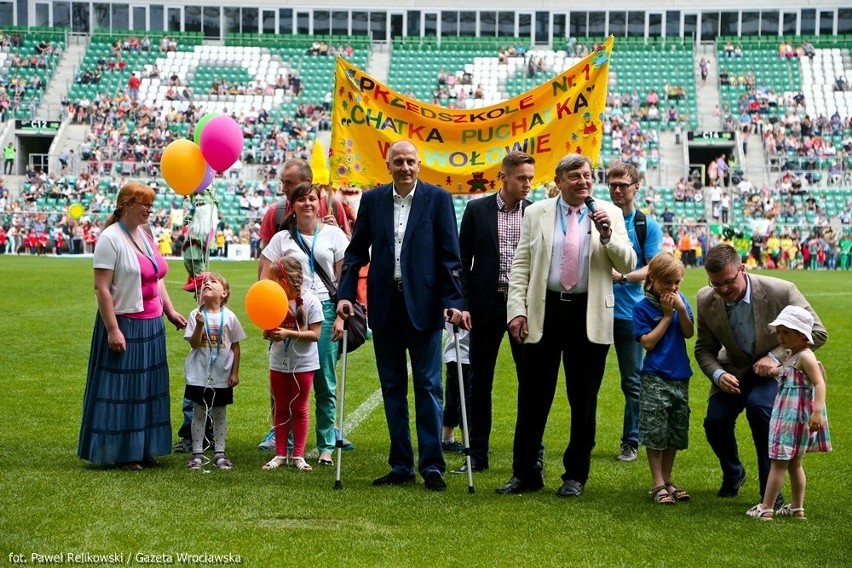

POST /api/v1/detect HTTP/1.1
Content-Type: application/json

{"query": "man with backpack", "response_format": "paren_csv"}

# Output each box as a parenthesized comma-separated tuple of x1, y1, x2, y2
(607, 161, 663, 462)
(258, 159, 350, 271)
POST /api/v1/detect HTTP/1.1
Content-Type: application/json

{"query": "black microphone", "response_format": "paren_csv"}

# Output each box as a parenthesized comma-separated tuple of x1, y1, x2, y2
(584, 196, 610, 230)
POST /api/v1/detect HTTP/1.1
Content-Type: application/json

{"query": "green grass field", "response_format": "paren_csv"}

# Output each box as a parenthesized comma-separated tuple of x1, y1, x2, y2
(1, 255, 850, 567)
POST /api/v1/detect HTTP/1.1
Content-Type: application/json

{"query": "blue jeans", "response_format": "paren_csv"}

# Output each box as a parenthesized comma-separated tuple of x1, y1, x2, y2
(613, 318, 643, 447)
(372, 292, 444, 477)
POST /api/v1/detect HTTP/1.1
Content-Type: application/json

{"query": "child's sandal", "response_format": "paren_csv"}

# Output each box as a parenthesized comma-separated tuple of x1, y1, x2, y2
(262, 456, 288, 470)
(650, 485, 676, 505)
(746, 503, 774, 521)
(213, 454, 233, 470)
(664, 481, 690, 501)
(187, 456, 203, 470)
(291, 457, 313, 472)
(775, 504, 807, 519)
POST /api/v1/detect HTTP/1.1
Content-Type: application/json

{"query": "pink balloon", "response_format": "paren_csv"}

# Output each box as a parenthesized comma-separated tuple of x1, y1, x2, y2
(194, 164, 215, 194)
(199, 115, 244, 173)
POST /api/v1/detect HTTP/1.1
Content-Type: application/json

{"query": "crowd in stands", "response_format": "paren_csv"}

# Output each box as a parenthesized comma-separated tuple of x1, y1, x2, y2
(3, 33, 852, 270)
(0, 33, 60, 120)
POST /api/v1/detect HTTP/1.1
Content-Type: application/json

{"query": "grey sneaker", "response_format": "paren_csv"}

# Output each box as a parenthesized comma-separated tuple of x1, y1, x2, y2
(617, 443, 638, 462)
(173, 438, 192, 453)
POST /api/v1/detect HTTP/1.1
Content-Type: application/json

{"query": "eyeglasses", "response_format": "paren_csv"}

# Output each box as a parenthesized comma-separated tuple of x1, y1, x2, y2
(608, 182, 637, 191)
(708, 266, 742, 289)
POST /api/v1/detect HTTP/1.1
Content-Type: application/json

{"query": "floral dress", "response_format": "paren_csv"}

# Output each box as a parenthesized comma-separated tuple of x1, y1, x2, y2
(768, 352, 832, 460)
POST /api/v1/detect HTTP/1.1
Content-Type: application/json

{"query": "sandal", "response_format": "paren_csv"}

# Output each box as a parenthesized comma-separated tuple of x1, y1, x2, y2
(318, 454, 334, 467)
(187, 456, 203, 470)
(775, 504, 807, 519)
(664, 481, 690, 501)
(262, 456, 288, 470)
(291, 456, 313, 472)
(650, 485, 675, 505)
(746, 503, 774, 521)
(140, 456, 159, 467)
(213, 454, 233, 470)
(119, 462, 143, 471)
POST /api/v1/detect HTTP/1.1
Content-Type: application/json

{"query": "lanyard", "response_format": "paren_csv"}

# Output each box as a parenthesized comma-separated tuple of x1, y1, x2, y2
(294, 223, 320, 278)
(202, 307, 224, 379)
(557, 200, 587, 235)
(119, 221, 159, 278)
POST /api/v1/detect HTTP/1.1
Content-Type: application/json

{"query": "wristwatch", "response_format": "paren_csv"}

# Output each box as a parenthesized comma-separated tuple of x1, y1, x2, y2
(619, 275, 629, 285)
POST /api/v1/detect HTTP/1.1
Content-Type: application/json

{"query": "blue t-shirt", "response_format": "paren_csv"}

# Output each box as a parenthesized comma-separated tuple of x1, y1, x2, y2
(614, 210, 663, 321)
(633, 293, 693, 381)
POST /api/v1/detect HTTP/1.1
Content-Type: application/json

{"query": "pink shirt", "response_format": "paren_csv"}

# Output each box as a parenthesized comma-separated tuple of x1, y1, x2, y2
(126, 249, 168, 319)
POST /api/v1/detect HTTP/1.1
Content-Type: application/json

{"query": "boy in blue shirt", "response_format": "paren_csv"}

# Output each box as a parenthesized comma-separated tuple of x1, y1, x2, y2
(633, 252, 694, 504)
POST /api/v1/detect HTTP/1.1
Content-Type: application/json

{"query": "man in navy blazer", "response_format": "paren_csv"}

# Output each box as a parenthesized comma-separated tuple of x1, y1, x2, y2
(450, 151, 534, 474)
(336, 140, 470, 491)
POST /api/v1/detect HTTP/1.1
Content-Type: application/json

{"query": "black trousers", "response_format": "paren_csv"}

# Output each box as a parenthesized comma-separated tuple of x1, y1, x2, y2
(511, 293, 609, 485)
(468, 290, 524, 465)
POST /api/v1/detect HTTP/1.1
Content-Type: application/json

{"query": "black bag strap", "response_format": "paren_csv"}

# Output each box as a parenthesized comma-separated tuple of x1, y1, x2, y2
(274, 199, 289, 233)
(293, 233, 338, 299)
(633, 209, 647, 266)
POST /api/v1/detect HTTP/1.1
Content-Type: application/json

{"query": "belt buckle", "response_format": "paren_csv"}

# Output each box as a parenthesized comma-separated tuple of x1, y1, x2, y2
(395, 280, 404, 292)
(498, 289, 508, 302)
(559, 291, 574, 301)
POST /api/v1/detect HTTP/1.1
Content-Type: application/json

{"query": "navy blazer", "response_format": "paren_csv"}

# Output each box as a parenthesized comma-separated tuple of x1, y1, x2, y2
(459, 192, 530, 322)
(338, 181, 465, 332)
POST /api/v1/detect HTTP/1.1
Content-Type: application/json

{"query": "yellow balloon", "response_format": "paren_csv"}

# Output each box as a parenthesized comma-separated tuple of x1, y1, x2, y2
(68, 203, 85, 220)
(310, 140, 330, 185)
(161, 139, 207, 196)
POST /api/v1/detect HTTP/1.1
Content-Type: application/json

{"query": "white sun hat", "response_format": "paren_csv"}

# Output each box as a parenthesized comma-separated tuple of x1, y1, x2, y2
(768, 305, 815, 344)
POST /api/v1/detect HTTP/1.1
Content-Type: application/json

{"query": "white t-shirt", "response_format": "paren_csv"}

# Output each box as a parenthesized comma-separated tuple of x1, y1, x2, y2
(268, 290, 323, 373)
(442, 322, 470, 364)
(261, 225, 349, 302)
(184, 306, 247, 388)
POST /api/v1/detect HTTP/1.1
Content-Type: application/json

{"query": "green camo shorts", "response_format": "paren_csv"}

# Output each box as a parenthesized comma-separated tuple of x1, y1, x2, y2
(638, 372, 690, 451)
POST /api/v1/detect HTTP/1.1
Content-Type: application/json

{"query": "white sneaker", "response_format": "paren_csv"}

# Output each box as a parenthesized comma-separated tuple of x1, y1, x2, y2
(257, 428, 275, 451)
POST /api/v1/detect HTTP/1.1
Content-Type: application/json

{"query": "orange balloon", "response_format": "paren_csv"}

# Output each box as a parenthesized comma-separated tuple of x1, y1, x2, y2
(245, 280, 289, 330)
(161, 139, 207, 196)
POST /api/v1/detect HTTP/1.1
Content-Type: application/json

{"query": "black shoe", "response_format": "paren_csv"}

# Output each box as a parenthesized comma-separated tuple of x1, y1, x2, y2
(717, 469, 747, 497)
(556, 479, 584, 498)
(495, 476, 544, 495)
(423, 470, 447, 491)
(771, 492, 784, 511)
(441, 440, 464, 454)
(450, 459, 488, 474)
(372, 471, 416, 486)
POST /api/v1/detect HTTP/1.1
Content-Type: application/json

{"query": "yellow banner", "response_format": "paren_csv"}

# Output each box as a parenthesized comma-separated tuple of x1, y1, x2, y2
(329, 36, 613, 194)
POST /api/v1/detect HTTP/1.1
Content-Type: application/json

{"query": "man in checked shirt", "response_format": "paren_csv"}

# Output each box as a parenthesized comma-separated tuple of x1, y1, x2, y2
(451, 151, 535, 474)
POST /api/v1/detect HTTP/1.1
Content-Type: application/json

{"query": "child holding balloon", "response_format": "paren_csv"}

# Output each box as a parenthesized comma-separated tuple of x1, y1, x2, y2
(184, 272, 246, 471)
(262, 256, 323, 472)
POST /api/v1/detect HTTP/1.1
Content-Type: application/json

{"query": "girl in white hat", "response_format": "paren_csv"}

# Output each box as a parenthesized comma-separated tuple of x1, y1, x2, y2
(746, 305, 831, 520)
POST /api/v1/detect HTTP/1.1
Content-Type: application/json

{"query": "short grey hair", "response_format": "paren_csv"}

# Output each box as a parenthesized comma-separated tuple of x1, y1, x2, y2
(555, 153, 593, 180)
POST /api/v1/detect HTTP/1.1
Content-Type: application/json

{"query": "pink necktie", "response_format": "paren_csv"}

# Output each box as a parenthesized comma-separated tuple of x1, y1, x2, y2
(560, 206, 579, 290)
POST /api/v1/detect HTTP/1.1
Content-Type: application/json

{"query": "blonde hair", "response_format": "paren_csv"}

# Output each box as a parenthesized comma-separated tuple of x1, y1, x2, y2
(204, 272, 231, 306)
(104, 182, 156, 228)
(268, 255, 305, 327)
(644, 252, 684, 295)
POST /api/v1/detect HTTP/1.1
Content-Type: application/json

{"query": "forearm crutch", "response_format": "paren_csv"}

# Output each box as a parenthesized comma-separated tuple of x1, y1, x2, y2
(453, 325, 475, 494)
